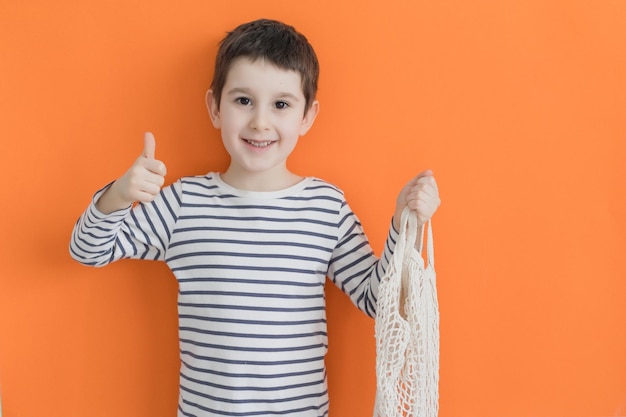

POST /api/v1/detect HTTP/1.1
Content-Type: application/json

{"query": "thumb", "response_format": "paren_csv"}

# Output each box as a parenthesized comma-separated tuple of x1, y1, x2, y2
(143, 131, 156, 159)
(416, 169, 433, 179)
(407, 169, 433, 186)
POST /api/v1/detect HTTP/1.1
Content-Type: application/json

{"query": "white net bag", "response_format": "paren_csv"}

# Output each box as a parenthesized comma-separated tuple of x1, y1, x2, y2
(373, 207, 439, 417)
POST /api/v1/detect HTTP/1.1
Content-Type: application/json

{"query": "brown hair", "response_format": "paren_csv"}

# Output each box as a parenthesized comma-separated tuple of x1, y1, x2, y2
(210, 19, 319, 112)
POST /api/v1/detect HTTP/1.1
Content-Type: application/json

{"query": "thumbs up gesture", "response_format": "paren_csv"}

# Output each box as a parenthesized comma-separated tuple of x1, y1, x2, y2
(95, 132, 167, 214)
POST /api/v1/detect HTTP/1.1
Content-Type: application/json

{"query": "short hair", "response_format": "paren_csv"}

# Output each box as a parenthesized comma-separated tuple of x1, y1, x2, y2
(210, 19, 319, 112)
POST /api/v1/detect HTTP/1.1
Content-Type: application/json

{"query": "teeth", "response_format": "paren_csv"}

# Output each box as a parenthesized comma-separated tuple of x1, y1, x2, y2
(245, 139, 272, 147)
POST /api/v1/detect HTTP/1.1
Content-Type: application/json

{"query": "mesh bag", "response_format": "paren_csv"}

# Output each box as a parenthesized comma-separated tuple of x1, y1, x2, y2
(373, 207, 439, 417)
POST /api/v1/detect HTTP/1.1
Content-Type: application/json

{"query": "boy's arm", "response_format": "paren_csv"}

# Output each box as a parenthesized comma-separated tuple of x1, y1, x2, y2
(69, 132, 171, 266)
(69, 180, 182, 267)
(328, 171, 440, 317)
(327, 202, 400, 318)
(96, 132, 167, 214)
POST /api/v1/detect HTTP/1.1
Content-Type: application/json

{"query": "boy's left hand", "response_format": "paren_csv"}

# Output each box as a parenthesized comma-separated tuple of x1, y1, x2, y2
(393, 170, 441, 231)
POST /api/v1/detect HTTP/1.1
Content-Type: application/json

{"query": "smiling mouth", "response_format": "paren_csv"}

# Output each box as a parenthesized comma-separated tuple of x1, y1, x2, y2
(243, 139, 274, 148)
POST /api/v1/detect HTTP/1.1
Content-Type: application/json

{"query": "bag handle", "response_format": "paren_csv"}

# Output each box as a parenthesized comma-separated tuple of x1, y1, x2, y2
(420, 217, 435, 268)
(398, 207, 434, 268)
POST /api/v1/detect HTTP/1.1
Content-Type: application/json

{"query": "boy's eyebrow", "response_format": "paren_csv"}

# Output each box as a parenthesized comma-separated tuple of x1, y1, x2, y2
(225, 87, 252, 96)
(226, 87, 301, 101)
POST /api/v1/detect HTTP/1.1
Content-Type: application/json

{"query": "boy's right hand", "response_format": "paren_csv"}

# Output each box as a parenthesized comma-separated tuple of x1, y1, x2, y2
(95, 132, 167, 214)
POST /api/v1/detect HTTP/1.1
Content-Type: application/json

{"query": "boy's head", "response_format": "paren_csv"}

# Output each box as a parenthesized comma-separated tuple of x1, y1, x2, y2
(210, 19, 319, 112)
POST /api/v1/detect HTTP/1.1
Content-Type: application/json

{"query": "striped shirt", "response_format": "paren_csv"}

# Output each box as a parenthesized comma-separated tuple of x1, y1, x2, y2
(70, 173, 399, 417)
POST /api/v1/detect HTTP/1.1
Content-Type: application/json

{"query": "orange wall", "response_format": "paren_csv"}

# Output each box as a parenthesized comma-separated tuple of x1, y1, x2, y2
(1, 1, 625, 416)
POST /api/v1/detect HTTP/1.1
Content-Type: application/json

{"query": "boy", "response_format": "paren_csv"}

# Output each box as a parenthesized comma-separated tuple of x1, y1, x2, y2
(70, 18, 440, 417)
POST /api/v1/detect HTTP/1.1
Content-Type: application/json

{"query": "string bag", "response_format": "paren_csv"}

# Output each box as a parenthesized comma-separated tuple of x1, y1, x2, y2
(373, 207, 439, 417)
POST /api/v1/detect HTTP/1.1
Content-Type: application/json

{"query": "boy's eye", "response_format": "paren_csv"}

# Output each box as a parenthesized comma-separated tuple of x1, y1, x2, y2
(236, 97, 251, 105)
(274, 101, 289, 109)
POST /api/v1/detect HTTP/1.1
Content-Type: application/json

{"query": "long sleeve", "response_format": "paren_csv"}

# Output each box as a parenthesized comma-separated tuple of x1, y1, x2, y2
(327, 200, 399, 318)
(68, 173, 399, 416)
(69, 181, 182, 266)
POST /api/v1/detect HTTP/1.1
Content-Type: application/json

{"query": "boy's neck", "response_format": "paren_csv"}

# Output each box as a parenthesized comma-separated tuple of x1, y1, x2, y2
(220, 167, 304, 192)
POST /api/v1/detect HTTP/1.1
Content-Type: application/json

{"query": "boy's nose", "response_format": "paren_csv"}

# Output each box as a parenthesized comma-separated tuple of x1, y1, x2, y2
(250, 108, 271, 131)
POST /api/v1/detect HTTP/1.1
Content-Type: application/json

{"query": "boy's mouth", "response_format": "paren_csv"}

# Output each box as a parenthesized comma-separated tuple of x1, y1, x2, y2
(243, 139, 274, 148)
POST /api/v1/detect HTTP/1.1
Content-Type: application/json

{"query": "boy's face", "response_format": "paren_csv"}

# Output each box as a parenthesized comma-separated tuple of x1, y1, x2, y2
(207, 57, 318, 181)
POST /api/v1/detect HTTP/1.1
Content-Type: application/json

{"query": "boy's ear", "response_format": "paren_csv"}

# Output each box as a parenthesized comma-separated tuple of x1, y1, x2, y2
(299, 100, 320, 136)
(206, 89, 221, 128)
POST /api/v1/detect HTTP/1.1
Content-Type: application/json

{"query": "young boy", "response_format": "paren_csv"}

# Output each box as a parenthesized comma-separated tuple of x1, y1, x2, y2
(70, 19, 440, 417)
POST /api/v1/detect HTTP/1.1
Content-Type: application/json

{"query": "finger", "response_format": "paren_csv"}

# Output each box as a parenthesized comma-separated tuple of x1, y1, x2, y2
(408, 185, 440, 207)
(414, 169, 433, 181)
(413, 181, 438, 197)
(143, 158, 167, 177)
(415, 200, 434, 222)
(414, 176, 439, 195)
(415, 173, 436, 186)
(409, 183, 432, 199)
(143, 132, 156, 159)
(406, 169, 434, 188)
(134, 190, 159, 204)
(143, 170, 166, 188)
(139, 180, 163, 196)
(129, 177, 163, 202)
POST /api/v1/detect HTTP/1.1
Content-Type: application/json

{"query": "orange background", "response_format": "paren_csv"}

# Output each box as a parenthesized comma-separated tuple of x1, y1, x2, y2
(1, 1, 625, 416)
